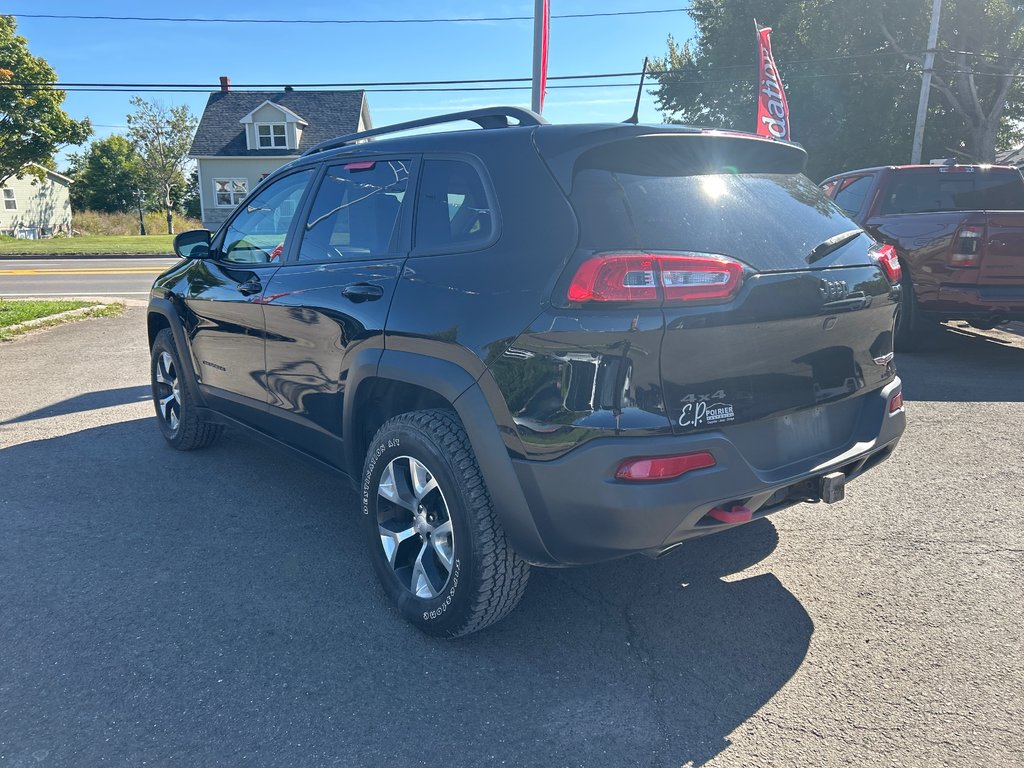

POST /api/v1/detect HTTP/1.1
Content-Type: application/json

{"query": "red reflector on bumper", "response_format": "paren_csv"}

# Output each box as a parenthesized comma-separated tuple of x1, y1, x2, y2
(889, 391, 904, 413)
(615, 451, 716, 481)
(707, 505, 753, 524)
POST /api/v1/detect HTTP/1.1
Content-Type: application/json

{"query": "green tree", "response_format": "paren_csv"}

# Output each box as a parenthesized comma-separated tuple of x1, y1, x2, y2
(878, 0, 1024, 161)
(0, 16, 91, 185)
(67, 135, 144, 213)
(181, 167, 201, 221)
(126, 97, 198, 234)
(649, 0, 1024, 179)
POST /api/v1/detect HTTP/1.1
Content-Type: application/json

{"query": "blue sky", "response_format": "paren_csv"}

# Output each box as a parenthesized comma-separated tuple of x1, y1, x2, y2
(10, 1, 698, 169)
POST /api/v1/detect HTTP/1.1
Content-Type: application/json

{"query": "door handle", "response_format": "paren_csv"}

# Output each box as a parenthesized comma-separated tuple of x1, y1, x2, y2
(237, 277, 262, 296)
(341, 283, 385, 301)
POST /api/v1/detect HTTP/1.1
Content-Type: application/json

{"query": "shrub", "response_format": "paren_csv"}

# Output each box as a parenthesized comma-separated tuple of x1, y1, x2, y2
(71, 209, 203, 237)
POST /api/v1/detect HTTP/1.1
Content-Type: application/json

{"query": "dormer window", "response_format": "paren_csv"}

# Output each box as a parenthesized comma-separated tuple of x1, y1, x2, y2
(257, 123, 287, 148)
(239, 101, 307, 151)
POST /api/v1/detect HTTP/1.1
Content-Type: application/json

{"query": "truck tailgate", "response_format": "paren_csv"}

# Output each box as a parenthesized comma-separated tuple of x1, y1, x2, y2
(981, 212, 1024, 282)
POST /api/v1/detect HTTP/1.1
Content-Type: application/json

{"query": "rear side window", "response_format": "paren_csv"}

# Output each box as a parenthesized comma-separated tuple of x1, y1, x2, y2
(413, 159, 493, 252)
(833, 175, 872, 215)
(879, 172, 1024, 214)
(297, 159, 410, 262)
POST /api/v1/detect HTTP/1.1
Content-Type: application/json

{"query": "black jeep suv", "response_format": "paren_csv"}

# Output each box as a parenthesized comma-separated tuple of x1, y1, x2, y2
(148, 107, 905, 637)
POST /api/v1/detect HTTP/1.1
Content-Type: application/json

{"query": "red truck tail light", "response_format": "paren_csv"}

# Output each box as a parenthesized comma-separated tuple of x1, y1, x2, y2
(615, 451, 717, 481)
(870, 244, 902, 283)
(567, 253, 744, 304)
(951, 224, 984, 267)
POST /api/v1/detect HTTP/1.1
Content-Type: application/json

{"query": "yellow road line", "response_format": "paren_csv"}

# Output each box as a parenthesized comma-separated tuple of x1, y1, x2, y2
(0, 267, 165, 276)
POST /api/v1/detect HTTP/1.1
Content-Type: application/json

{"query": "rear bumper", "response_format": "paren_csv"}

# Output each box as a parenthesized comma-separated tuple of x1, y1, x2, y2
(929, 284, 1024, 320)
(509, 378, 905, 566)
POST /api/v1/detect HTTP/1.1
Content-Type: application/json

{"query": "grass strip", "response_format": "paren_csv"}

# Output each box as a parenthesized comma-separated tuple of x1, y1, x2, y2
(0, 299, 124, 341)
(0, 235, 175, 256)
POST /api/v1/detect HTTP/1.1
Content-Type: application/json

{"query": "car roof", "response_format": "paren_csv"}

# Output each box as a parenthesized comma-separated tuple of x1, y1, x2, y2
(271, 121, 804, 178)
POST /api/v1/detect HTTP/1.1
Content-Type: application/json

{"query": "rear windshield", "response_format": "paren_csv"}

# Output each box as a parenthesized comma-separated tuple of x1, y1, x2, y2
(570, 169, 860, 270)
(879, 171, 1024, 214)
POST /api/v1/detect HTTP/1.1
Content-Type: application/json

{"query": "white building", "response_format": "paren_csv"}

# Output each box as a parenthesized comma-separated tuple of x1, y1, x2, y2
(0, 164, 73, 239)
(190, 78, 371, 231)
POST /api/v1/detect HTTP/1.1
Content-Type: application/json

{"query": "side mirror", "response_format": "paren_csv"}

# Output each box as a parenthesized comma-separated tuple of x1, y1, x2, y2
(173, 229, 212, 260)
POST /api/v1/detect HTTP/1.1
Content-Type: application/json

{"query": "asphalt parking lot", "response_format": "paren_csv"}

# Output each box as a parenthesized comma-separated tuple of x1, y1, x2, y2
(1, 310, 1022, 767)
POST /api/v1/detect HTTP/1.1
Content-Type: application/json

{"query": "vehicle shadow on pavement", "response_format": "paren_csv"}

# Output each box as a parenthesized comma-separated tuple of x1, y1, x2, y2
(897, 324, 1024, 402)
(0, 385, 151, 426)
(1, 418, 811, 768)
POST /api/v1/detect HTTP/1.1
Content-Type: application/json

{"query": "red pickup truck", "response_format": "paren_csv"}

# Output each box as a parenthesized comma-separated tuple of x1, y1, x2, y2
(820, 163, 1024, 345)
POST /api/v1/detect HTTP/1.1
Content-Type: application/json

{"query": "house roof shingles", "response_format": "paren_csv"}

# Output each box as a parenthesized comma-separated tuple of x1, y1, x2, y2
(189, 90, 366, 158)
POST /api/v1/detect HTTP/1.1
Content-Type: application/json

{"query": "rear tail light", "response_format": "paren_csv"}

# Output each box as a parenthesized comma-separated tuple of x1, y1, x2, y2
(567, 255, 658, 302)
(567, 253, 744, 304)
(870, 244, 902, 283)
(951, 224, 984, 267)
(615, 451, 717, 481)
(889, 390, 904, 413)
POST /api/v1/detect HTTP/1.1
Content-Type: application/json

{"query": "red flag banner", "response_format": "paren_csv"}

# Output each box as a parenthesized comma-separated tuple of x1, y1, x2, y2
(755, 26, 791, 141)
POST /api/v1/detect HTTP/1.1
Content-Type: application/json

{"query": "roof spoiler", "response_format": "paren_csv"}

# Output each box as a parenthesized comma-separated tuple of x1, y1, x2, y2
(533, 126, 808, 192)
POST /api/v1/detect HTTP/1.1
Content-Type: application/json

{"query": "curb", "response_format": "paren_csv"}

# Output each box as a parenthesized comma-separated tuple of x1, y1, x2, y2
(0, 252, 174, 260)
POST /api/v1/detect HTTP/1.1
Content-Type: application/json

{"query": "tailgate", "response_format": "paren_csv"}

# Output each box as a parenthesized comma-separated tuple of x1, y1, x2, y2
(661, 264, 897, 444)
(552, 131, 900, 460)
(981, 212, 1024, 283)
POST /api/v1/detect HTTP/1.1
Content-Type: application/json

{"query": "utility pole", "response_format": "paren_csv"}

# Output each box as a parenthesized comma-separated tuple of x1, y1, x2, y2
(911, 0, 942, 164)
(531, 0, 545, 113)
(135, 188, 146, 236)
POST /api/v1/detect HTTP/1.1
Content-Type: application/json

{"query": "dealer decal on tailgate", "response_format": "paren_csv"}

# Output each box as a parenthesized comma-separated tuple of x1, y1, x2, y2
(678, 391, 737, 429)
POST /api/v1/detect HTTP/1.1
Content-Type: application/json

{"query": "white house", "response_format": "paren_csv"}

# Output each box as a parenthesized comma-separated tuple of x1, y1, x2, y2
(0, 163, 73, 239)
(189, 77, 372, 230)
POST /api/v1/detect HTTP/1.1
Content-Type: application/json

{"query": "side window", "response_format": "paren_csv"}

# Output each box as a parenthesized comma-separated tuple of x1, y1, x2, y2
(220, 169, 314, 264)
(298, 159, 410, 262)
(414, 159, 493, 252)
(833, 175, 872, 216)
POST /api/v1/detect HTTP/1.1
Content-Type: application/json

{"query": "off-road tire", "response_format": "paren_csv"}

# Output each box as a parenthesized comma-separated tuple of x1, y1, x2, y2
(150, 328, 223, 450)
(362, 409, 530, 638)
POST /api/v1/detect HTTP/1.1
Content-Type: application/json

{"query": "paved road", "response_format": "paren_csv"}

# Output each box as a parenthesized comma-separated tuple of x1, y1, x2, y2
(0, 257, 177, 299)
(1, 311, 1021, 767)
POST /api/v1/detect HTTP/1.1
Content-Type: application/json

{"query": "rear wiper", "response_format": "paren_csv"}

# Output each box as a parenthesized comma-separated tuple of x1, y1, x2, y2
(806, 229, 863, 264)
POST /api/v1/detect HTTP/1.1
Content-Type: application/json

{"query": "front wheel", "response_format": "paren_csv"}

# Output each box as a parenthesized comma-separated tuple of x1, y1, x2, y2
(362, 409, 530, 638)
(150, 328, 223, 450)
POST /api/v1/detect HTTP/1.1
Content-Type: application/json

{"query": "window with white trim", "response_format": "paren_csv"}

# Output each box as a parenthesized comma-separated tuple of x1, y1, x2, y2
(214, 178, 248, 207)
(3, 189, 16, 210)
(257, 123, 287, 148)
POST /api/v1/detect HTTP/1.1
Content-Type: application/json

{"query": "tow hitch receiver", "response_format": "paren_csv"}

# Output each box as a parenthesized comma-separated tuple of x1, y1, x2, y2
(821, 471, 846, 504)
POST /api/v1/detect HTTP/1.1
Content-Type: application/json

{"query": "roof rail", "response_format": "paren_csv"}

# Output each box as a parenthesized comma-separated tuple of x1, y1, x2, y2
(301, 106, 548, 157)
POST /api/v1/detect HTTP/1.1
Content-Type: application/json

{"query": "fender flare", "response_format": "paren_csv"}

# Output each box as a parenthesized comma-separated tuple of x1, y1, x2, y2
(147, 297, 205, 406)
(350, 349, 555, 565)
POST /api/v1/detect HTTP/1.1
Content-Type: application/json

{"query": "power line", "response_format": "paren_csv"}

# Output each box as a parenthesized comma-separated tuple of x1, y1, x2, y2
(0, 50, 929, 92)
(5, 72, 646, 89)
(0, 69, 921, 96)
(9, 8, 693, 25)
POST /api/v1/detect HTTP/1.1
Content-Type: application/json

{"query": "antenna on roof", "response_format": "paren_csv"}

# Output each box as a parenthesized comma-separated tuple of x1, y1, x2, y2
(624, 57, 649, 125)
